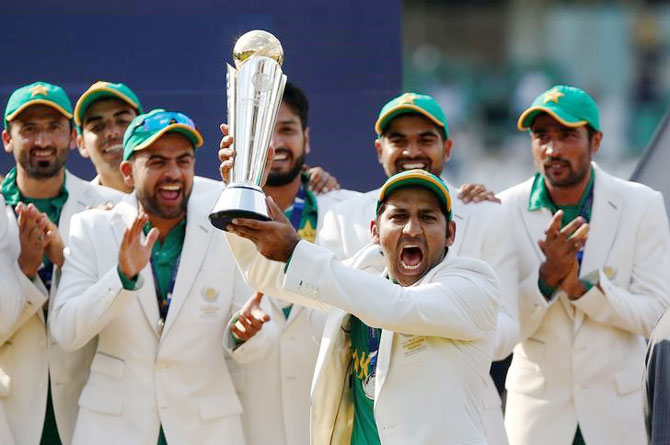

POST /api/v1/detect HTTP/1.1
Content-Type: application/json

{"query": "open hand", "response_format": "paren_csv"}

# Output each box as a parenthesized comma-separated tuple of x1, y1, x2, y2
(227, 196, 300, 262)
(458, 183, 500, 204)
(231, 292, 271, 342)
(43, 218, 65, 268)
(538, 210, 589, 288)
(305, 165, 340, 194)
(118, 212, 159, 279)
(15, 203, 50, 277)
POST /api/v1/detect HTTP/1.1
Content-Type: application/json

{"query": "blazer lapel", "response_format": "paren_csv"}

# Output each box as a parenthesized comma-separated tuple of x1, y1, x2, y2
(449, 201, 469, 256)
(574, 166, 622, 332)
(159, 210, 214, 341)
(112, 194, 161, 337)
(373, 328, 394, 408)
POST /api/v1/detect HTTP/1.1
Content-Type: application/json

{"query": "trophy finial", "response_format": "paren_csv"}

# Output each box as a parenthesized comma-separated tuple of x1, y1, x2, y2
(233, 30, 284, 69)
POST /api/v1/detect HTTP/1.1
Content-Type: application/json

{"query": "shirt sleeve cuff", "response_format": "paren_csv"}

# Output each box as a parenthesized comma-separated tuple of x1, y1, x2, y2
(538, 276, 557, 301)
(117, 266, 138, 291)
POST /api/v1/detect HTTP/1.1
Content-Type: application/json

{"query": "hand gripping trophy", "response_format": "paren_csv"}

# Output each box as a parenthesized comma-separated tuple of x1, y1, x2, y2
(209, 30, 287, 230)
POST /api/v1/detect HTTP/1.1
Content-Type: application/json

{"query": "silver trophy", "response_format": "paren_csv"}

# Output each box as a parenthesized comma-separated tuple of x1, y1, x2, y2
(209, 30, 287, 231)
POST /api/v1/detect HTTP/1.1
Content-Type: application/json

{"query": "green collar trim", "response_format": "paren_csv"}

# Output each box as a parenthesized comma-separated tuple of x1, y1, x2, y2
(1, 167, 69, 224)
(528, 167, 595, 213)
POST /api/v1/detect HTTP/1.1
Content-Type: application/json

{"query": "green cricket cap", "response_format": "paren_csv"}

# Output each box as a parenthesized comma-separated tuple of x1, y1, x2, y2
(375, 92, 449, 139)
(517, 85, 600, 132)
(122, 108, 204, 161)
(74, 81, 143, 134)
(377, 169, 452, 221)
(4, 82, 73, 128)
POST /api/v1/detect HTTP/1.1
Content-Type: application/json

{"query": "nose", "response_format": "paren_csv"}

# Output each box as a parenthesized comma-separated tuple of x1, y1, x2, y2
(34, 129, 50, 147)
(107, 122, 124, 138)
(164, 160, 181, 179)
(544, 138, 563, 157)
(402, 215, 422, 237)
(402, 139, 421, 157)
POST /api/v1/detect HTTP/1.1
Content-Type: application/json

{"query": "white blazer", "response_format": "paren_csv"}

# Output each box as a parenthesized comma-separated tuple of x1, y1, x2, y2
(0, 171, 121, 445)
(50, 190, 266, 445)
(317, 185, 519, 445)
(499, 164, 670, 445)
(226, 188, 358, 445)
(225, 233, 499, 445)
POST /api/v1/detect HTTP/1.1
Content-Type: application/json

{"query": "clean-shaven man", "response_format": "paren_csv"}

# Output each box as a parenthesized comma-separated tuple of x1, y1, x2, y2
(0, 82, 121, 445)
(226, 168, 499, 444)
(317, 92, 518, 444)
(51, 109, 269, 444)
(221, 82, 358, 445)
(500, 85, 670, 445)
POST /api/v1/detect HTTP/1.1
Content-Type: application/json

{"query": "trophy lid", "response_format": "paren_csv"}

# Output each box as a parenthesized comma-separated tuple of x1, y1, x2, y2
(233, 30, 284, 68)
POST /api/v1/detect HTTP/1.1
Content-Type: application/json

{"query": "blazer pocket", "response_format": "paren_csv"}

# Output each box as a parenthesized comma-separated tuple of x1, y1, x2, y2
(506, 362, 546, 397)
(79, 352, 125, 416)
(614, 367, 642, 396)
(197, 393, 243, 421)
(90, 352, 125, 379)
(516, 337, 545, 365)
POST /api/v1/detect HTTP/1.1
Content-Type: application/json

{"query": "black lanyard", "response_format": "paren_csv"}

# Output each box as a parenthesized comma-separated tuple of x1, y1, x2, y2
(150, 255, 181, 332)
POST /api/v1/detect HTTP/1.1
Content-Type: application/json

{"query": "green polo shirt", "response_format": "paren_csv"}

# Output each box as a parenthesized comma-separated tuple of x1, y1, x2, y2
(529, 168, 595, 299)
(1, 167, 69, 225)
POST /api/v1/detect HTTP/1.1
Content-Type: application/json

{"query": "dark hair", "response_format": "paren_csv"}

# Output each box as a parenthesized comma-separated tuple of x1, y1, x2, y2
(282, 81, 309, 130)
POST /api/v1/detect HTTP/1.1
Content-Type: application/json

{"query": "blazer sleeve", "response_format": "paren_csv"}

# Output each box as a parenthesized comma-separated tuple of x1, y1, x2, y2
(0, 200, 48, 345)
(49, 213, 142, 351)
(315, 206, 347, 260)
(571, 191, 670, 337)
(481, 205, 521, 360)
(284, 241, 499, 339)
(226, 233, 498, 339)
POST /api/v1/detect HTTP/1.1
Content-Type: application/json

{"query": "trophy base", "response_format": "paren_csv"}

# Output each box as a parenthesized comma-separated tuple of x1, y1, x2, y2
(209, 184, 270, 231)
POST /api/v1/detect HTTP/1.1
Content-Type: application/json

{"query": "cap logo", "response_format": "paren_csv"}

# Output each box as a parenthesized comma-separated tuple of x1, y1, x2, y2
(397, 92, 418, 105)
(30, 84, 49, 97)
(543, 89, 564, 104)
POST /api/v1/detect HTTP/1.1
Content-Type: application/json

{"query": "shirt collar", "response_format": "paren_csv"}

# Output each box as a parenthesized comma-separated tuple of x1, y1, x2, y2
(528, 166, 595, 212)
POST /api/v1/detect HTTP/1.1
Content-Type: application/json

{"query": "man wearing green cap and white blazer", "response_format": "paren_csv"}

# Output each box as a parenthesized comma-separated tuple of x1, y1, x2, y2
(51, 109, 274, 444)
(500, 85, 670, 445)
(225, 168, 499, 445)
(0, 81, 121, 445)
(317, 92, 519, 444)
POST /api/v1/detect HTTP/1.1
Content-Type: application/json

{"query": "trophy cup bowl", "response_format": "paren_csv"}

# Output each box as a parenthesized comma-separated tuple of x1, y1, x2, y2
(209, 30, 287, 231)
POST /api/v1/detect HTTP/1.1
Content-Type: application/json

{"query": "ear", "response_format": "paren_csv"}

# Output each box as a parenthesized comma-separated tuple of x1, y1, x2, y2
(119, 160, 135, 188)
(370, 219, 380, 245)
(2, 129, 12, 154)
(445, 220, 456, 247)
(304, 126, 311, 155)
(375, 138, 383, 165)
(69, 126, 77, 151)
(590, 131, 603, 155)
(76, 133, 89, 158)
(442, 138, 453, 163)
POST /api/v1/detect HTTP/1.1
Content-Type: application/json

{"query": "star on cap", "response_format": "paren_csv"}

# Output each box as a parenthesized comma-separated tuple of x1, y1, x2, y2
(397, 93, 418, 105)
(30, 84, 49, 97)
(543, 89, 564, 104)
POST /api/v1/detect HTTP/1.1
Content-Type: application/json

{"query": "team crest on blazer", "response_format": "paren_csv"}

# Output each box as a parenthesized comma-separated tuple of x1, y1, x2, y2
(201, 286, 219, 302)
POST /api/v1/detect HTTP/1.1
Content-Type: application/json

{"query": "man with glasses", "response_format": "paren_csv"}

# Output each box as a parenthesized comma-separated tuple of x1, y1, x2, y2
(0, 82, 121, 445)
(51, 109, 269, 444)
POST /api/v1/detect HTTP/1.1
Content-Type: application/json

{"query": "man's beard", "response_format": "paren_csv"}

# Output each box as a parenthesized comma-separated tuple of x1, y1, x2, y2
(266, 152, 306, 186)
(18, 146, 68, 179)
(137, 182, 190, 220)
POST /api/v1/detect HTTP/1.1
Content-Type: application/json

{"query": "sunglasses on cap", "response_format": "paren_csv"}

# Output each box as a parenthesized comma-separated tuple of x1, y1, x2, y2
(137, 111, 197, 133)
